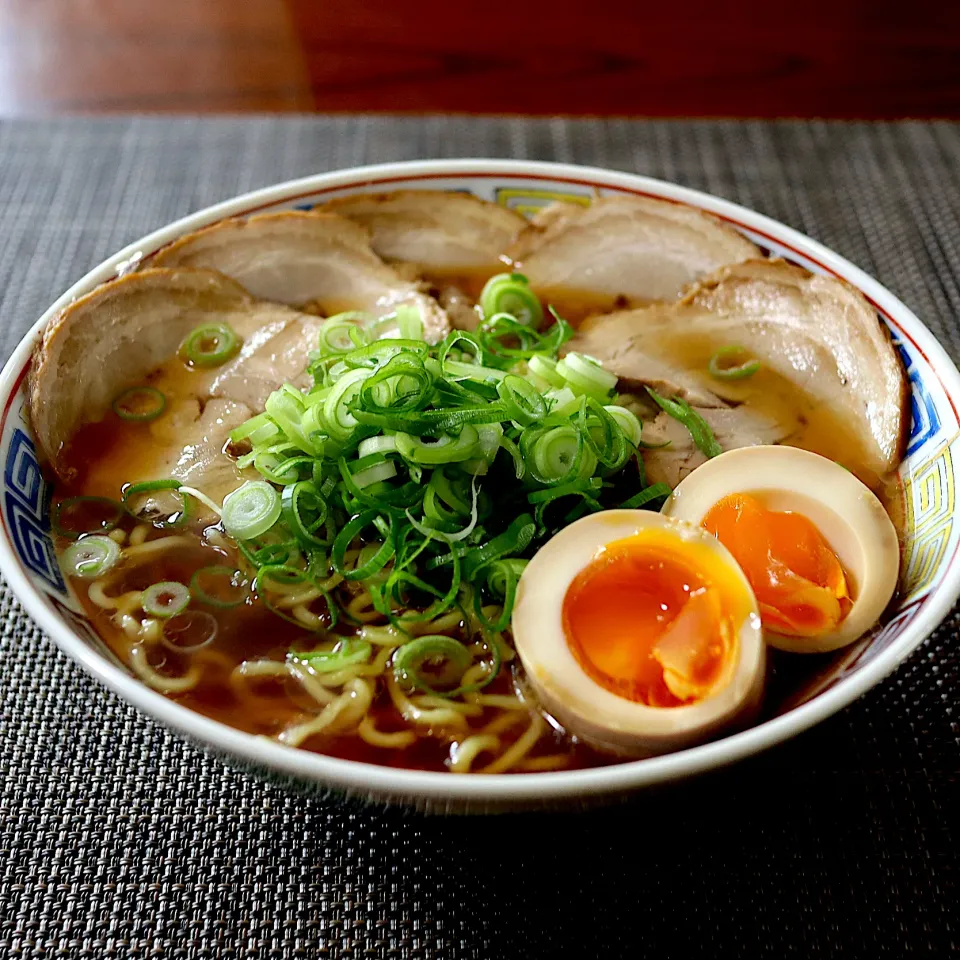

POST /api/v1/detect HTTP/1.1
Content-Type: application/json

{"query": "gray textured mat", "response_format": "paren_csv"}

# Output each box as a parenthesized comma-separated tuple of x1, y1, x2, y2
(0, 117, 958, 958)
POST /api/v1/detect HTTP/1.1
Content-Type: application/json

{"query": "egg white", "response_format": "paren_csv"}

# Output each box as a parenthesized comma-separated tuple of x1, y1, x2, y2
(512, 510, 766, 757)
(662, 446, 900, 653)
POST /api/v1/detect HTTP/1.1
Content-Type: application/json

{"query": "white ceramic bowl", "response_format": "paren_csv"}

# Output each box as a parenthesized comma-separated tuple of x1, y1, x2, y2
(2, 160, 958, 812)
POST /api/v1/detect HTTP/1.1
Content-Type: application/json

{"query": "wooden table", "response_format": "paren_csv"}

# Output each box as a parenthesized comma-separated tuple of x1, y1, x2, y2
(1, 0, 958, 117)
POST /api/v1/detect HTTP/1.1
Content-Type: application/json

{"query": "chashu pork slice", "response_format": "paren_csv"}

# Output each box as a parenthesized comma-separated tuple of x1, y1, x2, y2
(28, 268, 321, 481)
(570, 259, 909, 483)
(322, 190, 526, 273)
(136, 397, 255, 524)
(150, 211, 450, 342)
(507, 196, 760, 310)
(640, 407, 788, 490)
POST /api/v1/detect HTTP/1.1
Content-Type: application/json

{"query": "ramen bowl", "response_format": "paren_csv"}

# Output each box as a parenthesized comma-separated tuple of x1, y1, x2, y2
(2, 160, 958, 812)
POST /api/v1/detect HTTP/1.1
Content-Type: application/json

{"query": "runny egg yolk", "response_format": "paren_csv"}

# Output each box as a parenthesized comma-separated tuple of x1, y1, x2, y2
(561, 531, 744, 708)
(701, 493, 852, 638)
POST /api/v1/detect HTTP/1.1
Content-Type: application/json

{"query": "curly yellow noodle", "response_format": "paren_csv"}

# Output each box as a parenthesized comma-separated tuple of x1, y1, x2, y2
(279, 678, 373, 747)
(315, 570, 345, 593)
(481, 710, 529, 737)
(235, 659, 289, 679)
(289, 602, 326, 630)
(459, 662, 495, 690)
(107, 528, 126, 545)
(410, 695, 483, 717)
(87, 582, 140, 611)
(358, 625, 406, 647)
(286, 662, 340, 706)
(479, 714, 546, 774)
(387, 673, 468, 730)
(358, 715, 417, 749)
(129, 644, 202, 693)
(406, 610, 464, 636)
(138, 617, 162, 644)
(298, 644, 393, 688)
(128, 524, 150, 546)
(345, 592, 383, 623)
(229, 659, 290, 707)
(271, 586, 323, 608)
(449, 735, 502, 773)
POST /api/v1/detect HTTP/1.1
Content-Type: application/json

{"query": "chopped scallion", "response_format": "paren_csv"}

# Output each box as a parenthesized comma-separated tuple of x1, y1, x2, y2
(112, 386, 166, 422)
(62, 535, 121, 579)
(180, 323, 240, 367)
(221, 481, 281, 540)
(142, 581, 191, 619)
(478, 272, 544, 328)
(708, 345, 761, 381)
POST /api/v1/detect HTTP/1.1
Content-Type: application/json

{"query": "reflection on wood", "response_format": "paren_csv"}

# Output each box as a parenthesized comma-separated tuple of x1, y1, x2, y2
(0, 0, 957, 117)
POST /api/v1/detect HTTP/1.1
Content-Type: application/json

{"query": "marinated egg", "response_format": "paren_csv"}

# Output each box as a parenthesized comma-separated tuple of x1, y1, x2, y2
(662, 446, 900, 653)
(512, 510, 765, 756)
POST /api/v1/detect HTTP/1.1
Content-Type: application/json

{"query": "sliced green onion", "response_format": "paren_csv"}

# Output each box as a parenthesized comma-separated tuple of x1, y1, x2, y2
(229, 412, 281, 446)
(190, 566, 248, 608)
(479, 273, 543, 327)
(331, 510, 395, 581)
(497, 374, 547, 426)
(526, 424, 585, 484)
(351, 459, 398, 489)
(255, 563, 308, 593)
(604, 405, 643, 447)
(162, 610, 218, 651)
(474, 558, 527, 632)
(392, 305, 423, 341)
(53, 496, 124, 540)
(358, 435, 398, 458)
(222, 480, 281, 540)
(61, 535, 121, 579)
(121, 480, 190, 528)
(142, 581, 190, 619)
(121, 479, 181, 500)
(646, 388, 723, 459)
(527, 355, 565, 389)
(290, 637, 371, 673)
(462, 514, 536, 580)
(556, 352, 618, 399)
(280, 482, 330, 547)
(323, 367, 372, 441)
(318, 313, 374, 355)
(393, 635, 481, 697)
(395, 426, 480, 465)
(620, 482, 673, 510)
(708, 345, 761, 381)
(406, 480, 479, 545)
(112, 386, 166, 422)
(180, 323, 240, 367)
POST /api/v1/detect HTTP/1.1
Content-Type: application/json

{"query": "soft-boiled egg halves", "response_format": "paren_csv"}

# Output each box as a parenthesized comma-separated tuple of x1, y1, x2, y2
(512, 510, 766, 756)
(663, 446, 900, 654)
(512, 446, 900, 758)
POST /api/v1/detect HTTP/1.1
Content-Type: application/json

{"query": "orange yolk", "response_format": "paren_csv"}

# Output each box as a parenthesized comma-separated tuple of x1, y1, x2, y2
(561, 533, 741, 707)
(701, 493, 852, 638)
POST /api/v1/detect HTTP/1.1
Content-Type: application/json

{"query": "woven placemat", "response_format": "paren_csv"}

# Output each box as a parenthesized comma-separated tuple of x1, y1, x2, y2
(0, 117, 957, 959)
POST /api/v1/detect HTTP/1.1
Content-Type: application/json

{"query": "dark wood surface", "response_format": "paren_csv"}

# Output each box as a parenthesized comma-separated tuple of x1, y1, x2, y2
(1, 0, 958, 117)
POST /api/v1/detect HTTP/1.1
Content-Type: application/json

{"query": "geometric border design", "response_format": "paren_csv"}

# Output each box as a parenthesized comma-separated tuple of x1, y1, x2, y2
(894, 336, 941, 456)
(2, 421, 65, 594)
(901, 438, 955, 601)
